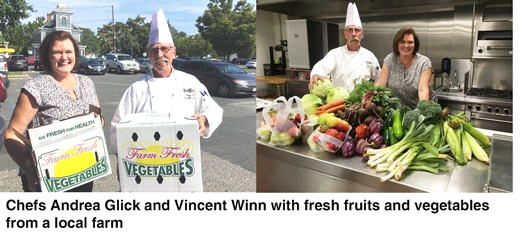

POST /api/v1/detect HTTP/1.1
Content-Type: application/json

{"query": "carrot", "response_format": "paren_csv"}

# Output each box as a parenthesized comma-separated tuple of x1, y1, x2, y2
(315, 110, 324, 116)
(326, 104, 346, 113)
(320, 99, 346, 111)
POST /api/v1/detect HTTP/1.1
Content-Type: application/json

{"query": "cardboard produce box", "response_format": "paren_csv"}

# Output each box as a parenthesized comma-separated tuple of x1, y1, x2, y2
(27, 114, 111, 193)
(115, 113, 202, 192)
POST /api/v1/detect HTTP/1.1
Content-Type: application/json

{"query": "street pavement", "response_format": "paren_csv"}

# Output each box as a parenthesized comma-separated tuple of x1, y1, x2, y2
(0, 67, 256, 192)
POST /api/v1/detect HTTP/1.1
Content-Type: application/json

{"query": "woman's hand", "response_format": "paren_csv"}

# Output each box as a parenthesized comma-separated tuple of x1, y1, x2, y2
(375, 63, 389, 86)
(418, 68, 433, 101)
(5, 90, 39, 191)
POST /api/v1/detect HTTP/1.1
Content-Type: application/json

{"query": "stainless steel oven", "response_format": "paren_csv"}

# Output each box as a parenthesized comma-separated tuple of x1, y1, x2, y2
(465, 91, 512, 133)
(473, 21, 512, 59)
(468, 20, 513, 133)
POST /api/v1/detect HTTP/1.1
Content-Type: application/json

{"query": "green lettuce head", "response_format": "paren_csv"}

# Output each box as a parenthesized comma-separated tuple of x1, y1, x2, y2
(310, 79, 333, 98)
(301, 93, 323, 115)
(326, 87, 349, 103)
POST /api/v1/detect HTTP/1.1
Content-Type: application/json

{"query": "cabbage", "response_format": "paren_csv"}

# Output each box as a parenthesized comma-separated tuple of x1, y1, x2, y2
(270, 132, 295, 146)
(310, 79, 333, 98)
(256, 126, 272, 140)
(301, 94, 323, 115)
(326, 87, 349, 104)
(307, 114, 319, 124)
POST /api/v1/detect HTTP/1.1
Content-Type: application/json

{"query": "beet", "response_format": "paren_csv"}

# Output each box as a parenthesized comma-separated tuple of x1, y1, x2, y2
(363, 116, 375, 126)
(366, 102, 377, 116)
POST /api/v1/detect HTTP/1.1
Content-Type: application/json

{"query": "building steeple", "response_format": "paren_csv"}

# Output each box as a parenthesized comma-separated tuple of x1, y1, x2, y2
(52, 4, 73, 29)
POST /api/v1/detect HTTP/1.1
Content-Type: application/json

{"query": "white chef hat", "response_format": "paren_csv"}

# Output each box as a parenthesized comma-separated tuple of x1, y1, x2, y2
(344, 2, 362, 29)
(148, 9, 174, 46)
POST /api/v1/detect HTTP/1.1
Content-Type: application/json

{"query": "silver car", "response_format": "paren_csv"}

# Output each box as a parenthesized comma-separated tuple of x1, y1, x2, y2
(105, 53, 140, 74)
(135, 58, 153, 74)
(245, 59, 256, 69)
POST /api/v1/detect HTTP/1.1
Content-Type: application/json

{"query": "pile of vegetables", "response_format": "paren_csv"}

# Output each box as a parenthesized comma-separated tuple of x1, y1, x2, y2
(442, 108, 491, 165)
(364, 100, 452, 182)
(271, 76, 493, 183)
(363, 100, 491, 182)
(334, 79, 402, 158)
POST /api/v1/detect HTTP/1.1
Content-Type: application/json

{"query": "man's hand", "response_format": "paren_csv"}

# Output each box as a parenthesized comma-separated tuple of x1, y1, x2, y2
(309, 74, 330, 90)
(194, 113, 207, 136)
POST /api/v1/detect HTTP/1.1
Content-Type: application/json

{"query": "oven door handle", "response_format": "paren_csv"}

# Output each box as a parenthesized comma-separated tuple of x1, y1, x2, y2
(472, 116, 512, 124)
(486, 46, 512, 50)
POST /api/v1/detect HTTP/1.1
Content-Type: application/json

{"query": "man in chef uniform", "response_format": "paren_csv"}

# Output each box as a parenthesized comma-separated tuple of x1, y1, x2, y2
(109, 9, 223, 152)
(309, 2, 380, 92)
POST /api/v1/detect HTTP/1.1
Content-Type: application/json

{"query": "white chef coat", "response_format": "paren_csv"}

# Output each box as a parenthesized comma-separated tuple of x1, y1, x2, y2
(310, 45, 381, 92)
(109, 68, 223, 153)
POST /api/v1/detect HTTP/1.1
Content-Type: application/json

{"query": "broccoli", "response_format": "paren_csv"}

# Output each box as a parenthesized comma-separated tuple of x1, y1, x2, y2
(402, 109, 421, 131)
(416, 100, 443, 125)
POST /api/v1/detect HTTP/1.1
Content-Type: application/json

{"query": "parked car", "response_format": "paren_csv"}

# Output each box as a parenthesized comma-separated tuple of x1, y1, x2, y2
(176, 60, 256, 97)
(0, 73, 9, 102)
(97, 57, 106, 65)
(135, 58, 152, 74)
(245, 59, 256, 69)
(77, 58, 106, 75)
(26, 56, 37, 65)
(105, 53, 140, 74)
(0, 75, 7, 151)
(231, 58, 249, 65)
(8, 54, 28, 71)
(0, 55, 8, 75)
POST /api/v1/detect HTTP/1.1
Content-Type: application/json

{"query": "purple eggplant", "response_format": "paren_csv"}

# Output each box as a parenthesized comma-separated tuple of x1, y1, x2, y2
(379, 144, 387, 149)
(369, 119, 384, 135)
(356, 138, 368, 154)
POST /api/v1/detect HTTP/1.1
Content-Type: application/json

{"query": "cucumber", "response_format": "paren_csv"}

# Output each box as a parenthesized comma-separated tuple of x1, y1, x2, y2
(393, 109, 404, 140)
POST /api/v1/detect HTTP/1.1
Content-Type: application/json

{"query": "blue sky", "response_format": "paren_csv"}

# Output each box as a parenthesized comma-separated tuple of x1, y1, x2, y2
(23, 0, 255, 35)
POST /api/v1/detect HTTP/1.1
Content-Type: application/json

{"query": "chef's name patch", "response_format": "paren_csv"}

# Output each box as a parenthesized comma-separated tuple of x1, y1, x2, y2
(366, 60, 373, 69)
(183, 88, 195, 99)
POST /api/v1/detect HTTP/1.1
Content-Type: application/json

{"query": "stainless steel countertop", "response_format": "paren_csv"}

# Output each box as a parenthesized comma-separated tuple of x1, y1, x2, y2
(256, 112, 507, 193)
(434, 87, 466, 102)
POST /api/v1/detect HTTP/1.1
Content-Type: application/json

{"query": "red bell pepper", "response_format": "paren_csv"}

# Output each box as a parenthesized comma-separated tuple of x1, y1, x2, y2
(355, 124, 370, 139)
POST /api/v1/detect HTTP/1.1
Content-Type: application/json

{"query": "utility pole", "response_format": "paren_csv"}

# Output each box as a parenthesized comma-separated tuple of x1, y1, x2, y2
(112, 5, 116, 53)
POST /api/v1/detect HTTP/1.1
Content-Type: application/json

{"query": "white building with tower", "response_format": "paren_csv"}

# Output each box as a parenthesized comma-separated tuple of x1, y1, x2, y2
(31, 4, 86, 57)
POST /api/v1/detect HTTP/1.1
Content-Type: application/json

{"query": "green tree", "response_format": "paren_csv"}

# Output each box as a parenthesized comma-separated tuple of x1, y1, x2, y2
(169, 27, 216, 59)
(187, 34, 216, 58)
(79, 27, 101, 56)
(0, 0, 34, 32)
(97, 22, 115, 55)
(97, 16, 150, 57)
(196, 0, 256, 60)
